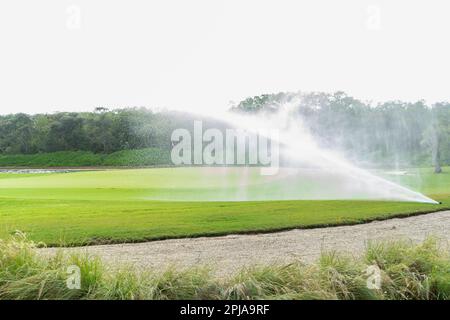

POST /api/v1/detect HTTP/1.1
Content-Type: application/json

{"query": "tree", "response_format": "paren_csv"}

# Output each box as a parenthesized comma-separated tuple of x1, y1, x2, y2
(426, 103, 450, 173)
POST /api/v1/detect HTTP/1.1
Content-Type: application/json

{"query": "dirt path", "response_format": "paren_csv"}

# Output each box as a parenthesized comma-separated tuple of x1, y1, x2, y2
(40, 211, 450, 275)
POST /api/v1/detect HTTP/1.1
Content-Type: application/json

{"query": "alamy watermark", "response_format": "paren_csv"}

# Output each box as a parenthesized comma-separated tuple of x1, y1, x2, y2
(171, 121, 280, 175)
(66, 4, 82, 30)
(366, 265, 382, 290)
(366, 5, 381, 31)
(66, 265, 81, 290)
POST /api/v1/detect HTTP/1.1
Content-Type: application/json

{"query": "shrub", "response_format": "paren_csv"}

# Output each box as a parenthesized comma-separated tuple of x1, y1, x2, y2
(0, 148, 171, 168)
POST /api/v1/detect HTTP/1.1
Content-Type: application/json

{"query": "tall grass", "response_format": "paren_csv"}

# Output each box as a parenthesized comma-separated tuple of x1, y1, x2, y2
(0, 233, 448, 300)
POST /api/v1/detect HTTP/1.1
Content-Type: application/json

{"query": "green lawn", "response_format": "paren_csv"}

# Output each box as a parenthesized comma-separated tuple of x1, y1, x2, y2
(0, 167, 448, 246)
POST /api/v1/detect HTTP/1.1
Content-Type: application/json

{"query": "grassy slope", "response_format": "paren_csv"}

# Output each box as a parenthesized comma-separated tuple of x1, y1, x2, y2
(0, 149, 170, 167)
(0, 167, 448, 246)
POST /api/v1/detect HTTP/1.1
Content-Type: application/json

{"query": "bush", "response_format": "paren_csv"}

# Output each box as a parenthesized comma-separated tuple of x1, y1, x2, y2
(0, 148, 171, 168)
(103, 148, 171, 166)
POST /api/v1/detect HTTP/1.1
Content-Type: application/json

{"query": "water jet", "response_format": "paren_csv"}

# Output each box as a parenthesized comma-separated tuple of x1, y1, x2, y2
(170, 98, 438, 204)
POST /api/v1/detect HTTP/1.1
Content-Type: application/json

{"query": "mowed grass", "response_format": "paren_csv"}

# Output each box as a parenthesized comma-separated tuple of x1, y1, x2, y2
(0, 167, 449, 246)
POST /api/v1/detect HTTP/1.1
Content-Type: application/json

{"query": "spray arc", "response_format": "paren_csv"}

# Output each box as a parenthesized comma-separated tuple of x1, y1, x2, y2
(181, 101, 438, 204)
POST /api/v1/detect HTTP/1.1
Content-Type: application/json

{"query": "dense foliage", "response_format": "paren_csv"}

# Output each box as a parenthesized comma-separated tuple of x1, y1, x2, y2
(0, 108, 191, 155)
(234, 91, 450, 169)
(0, 92, 449, 168)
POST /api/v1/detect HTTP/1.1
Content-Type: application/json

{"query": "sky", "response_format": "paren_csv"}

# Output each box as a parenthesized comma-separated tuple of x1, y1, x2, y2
(0, 0, 449, 115)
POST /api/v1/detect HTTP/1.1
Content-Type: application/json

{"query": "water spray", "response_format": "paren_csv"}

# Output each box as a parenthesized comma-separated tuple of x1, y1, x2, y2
(171, 99, 438, 204)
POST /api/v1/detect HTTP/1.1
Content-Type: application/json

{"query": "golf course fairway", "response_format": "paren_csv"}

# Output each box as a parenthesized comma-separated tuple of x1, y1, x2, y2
(0, 167, 448, 246)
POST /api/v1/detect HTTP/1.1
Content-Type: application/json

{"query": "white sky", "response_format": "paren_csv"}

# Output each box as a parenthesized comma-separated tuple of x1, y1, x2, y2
(0, 0, 449, 115)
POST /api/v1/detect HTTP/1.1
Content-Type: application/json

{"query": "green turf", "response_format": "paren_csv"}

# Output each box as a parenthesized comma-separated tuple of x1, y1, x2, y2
(0, 167, 448, 246)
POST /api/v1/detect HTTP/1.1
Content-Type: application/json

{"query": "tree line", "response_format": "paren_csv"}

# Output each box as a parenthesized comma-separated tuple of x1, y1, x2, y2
(0, 108, 196, 155)
(0, 92, 449, 170)
(233, 91, 450, 172)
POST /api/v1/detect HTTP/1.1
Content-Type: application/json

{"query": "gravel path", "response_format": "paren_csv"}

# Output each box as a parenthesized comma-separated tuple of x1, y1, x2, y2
(40, 211, 450, 275)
